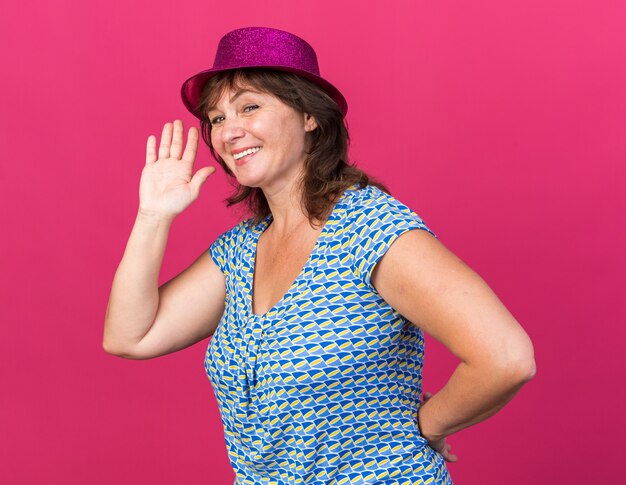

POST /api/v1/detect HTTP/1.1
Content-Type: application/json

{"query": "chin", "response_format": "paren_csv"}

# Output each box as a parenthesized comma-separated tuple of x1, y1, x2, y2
(234, 174, 264, 189)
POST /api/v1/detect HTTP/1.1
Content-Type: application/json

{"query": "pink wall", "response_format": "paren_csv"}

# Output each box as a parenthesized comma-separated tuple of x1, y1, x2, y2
(1, 1, 624, 483)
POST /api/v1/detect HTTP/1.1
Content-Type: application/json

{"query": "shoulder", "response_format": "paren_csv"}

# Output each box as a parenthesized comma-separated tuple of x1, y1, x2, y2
(214, 217, 256, 243)
(339, 185, 436, 286)
(342, 184, 396, 209)
(342, 184, 436, 238)
(209, 217, 257, 273)
(212, 219, 248, 250)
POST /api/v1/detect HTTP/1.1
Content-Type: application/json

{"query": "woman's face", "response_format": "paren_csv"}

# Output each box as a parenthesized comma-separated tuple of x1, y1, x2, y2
(207, 84, 317, 193)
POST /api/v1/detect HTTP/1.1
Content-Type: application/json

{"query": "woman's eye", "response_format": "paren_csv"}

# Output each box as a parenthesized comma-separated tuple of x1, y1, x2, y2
(243, 104, 259, 113)
(209, 115, 224, 125)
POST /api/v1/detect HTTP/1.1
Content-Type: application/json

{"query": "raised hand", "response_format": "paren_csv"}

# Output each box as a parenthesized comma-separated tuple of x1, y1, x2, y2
(139, 120, 216, 221)
(420, 391, 458, 463)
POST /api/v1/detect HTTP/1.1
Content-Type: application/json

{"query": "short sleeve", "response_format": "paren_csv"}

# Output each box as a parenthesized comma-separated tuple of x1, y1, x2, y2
(209, 222, 245, 276)
(209, 231, 230, 275)
(348, 187, 436, 288)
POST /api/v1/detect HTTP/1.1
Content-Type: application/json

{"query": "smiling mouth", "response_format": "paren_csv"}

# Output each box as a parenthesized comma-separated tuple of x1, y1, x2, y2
(233, 147, 262, 160)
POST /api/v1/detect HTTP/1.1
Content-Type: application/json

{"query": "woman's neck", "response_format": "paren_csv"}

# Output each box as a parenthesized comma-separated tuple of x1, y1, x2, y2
(262, 181, 313, 238)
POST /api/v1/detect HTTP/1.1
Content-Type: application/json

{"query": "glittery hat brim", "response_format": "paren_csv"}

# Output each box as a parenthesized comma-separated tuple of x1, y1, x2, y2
(180, 65, 348, 120)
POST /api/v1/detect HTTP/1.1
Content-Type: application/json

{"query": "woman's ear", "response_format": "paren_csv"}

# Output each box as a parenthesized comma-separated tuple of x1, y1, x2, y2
(304, 113, 318, 132)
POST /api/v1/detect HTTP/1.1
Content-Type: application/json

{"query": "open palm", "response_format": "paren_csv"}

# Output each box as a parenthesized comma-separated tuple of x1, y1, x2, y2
(139, 120, 215, 221)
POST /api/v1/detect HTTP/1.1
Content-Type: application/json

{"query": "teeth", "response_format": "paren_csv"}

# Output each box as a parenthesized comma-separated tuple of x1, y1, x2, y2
(233, 147, 261, 160)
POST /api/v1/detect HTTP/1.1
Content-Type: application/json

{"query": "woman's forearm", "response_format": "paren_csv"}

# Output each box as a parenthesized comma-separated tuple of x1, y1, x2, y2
(103, 210, 173, 354)
(418, 357, 536, 440)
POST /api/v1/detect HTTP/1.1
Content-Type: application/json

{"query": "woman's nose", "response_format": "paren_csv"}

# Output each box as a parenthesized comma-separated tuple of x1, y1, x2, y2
(220, 116, 245, 144)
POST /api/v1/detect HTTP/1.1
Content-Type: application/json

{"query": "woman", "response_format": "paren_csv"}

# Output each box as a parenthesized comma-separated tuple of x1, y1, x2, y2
(104, 27, 536, 484)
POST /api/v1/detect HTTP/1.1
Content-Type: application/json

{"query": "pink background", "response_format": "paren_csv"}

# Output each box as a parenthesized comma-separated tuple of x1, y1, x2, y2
(1, 0, 624, 483)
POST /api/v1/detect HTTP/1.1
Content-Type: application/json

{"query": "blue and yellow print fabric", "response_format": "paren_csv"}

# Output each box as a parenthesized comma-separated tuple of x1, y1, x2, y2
(206, 185, 453, 485)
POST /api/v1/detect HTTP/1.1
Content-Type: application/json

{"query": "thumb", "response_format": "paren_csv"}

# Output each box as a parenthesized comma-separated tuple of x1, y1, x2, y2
(190, 166, 216, 194)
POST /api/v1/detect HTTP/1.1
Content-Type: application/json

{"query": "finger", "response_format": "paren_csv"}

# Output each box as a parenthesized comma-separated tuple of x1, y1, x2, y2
(190, 166, 216, 196)
(442, 442, 457, 462)
(445, 450, 458, 462)
(182, 127, 199, 163)
(170, 120, 184, 159)
(146, 135, 157, 164)
(158, 122, 173, 160)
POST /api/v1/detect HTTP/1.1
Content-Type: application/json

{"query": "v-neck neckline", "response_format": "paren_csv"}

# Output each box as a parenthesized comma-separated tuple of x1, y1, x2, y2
(247, 186, 354, 319)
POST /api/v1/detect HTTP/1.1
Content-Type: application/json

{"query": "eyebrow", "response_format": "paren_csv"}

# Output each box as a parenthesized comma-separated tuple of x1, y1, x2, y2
(207, 89, 261, 113)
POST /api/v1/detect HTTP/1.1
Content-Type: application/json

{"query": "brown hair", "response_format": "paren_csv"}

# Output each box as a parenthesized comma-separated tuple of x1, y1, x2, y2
(196, 68, 388, 225)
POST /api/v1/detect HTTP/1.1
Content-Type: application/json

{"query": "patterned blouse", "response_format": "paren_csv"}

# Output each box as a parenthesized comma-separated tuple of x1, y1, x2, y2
(206, 184, 452, 484)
